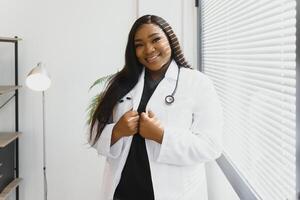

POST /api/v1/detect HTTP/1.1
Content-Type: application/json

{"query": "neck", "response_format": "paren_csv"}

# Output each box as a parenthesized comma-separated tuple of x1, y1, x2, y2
(146, 60, 171, 80)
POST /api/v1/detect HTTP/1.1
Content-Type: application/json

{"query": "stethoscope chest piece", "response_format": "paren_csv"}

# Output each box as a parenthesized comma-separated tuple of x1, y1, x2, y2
(165, 95, 174, 105)
(164, 66, 181, 105)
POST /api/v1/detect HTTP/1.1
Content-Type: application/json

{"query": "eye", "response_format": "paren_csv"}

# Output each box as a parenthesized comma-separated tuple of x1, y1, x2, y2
(152, 37, 161, 43)
(134, 43, 143, 48)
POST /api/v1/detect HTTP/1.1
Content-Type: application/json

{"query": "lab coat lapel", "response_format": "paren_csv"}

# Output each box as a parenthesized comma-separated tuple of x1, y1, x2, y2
(129, 60, 179, 112)
(146, 60, 179, 112)
(144, 60, 179, 162)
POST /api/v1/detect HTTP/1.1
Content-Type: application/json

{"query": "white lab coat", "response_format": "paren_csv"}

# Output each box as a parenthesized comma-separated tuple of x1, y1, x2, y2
(91, 60, 223, 200)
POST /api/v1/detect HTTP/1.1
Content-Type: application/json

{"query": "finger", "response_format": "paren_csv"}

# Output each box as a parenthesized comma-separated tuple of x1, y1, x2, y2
(129, 110, 139, 116)
(148, 110, 155, 118)
(140, 112, 148, 120)
(129, 117, 139, 124)
(124, 109, 131, 117)
(130, 123, 139, 131)
(129, 115, 140, 122)
(154, 121, 161, 126)
(133, 118, 139, 125)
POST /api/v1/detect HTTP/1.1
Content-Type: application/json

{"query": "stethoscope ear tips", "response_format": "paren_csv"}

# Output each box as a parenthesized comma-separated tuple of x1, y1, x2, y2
(165, 95, 174, 105)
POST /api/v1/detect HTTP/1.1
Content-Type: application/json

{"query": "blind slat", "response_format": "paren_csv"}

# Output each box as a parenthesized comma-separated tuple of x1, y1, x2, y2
(205, 60, 296, 78)
(204, 58, 296, 69)
(205, 63, 295, 87)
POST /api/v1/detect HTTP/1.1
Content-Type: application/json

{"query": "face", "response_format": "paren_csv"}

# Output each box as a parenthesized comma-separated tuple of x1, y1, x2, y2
(134, 23, 172, 71)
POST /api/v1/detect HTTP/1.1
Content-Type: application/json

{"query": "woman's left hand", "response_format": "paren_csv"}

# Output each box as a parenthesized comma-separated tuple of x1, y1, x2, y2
(139, 110, 164, 144)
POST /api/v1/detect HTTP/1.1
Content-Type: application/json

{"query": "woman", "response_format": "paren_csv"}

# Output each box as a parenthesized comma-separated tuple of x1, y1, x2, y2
(89, 15, 223, 200)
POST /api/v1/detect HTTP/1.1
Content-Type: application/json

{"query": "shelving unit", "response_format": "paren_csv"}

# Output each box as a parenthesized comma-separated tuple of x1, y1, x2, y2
(0, 36, 22, 200)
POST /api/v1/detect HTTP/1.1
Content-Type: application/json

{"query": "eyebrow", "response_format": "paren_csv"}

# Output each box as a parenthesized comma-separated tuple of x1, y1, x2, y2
(134, 33, 160, 42)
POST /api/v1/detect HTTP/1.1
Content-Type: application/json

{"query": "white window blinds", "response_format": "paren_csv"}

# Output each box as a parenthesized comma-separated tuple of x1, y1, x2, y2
(201, 0, 297, 199)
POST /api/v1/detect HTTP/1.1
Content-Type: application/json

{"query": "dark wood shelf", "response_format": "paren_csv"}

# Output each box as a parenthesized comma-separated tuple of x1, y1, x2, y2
(0, 86, 21, 95)
(0, 37, 22, 43)
(0, 132, 21, 148)
(0, 178, 22, 200)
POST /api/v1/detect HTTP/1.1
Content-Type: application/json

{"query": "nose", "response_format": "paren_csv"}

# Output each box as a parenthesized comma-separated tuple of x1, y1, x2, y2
(145, 43, 155, 54)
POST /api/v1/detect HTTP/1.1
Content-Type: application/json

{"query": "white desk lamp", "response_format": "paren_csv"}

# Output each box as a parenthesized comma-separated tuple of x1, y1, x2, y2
(26, 62, 51, 200)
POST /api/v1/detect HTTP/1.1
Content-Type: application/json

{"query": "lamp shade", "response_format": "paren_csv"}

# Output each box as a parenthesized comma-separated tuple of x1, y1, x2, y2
(26, 62, 51, 91)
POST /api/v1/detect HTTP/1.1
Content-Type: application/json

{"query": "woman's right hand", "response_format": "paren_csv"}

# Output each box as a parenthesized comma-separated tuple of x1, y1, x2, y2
(112, 109, 139, 143)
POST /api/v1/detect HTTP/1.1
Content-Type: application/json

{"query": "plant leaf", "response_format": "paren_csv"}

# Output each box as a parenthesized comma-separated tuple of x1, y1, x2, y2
(89, 74, 112, 91)
(87, 73, 114, 125)
(86, 93, 102, 125)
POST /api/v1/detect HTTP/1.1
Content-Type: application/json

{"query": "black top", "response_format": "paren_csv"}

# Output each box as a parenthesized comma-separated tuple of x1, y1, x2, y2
(113, 70, 165, 200)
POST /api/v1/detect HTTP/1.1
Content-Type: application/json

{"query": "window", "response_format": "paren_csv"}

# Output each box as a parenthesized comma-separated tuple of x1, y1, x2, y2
(199, 0, 297, 199)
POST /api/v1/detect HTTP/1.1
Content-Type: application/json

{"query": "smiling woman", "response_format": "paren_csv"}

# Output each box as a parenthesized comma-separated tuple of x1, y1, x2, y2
(88, 15, 223, 200)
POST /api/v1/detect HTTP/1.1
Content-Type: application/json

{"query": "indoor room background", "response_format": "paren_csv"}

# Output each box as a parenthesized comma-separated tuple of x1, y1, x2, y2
(0, 0, 298, 200)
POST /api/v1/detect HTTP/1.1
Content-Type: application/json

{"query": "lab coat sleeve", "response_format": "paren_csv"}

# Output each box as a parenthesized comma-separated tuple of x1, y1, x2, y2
(90, 120, 124, 159)
(155, 75, 223, 166)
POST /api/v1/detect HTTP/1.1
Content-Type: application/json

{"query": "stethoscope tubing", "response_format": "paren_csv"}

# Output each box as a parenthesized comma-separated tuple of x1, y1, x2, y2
(119, 66, 180, 105)
(165, 67, 180, 105)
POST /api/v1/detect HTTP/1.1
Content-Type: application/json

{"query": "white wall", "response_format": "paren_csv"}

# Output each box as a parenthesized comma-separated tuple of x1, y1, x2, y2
(1, 0, 240, 199)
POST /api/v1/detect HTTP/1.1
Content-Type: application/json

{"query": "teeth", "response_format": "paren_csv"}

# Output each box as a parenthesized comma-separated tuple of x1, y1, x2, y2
(146, 55, 159, 63)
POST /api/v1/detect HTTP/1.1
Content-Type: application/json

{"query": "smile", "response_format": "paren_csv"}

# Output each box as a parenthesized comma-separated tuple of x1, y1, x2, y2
(145, 54, 160, 63)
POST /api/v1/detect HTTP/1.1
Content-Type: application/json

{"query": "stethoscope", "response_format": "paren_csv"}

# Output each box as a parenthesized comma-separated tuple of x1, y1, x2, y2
(118, 66, 180, 105)
(165, 67, 180, 105)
